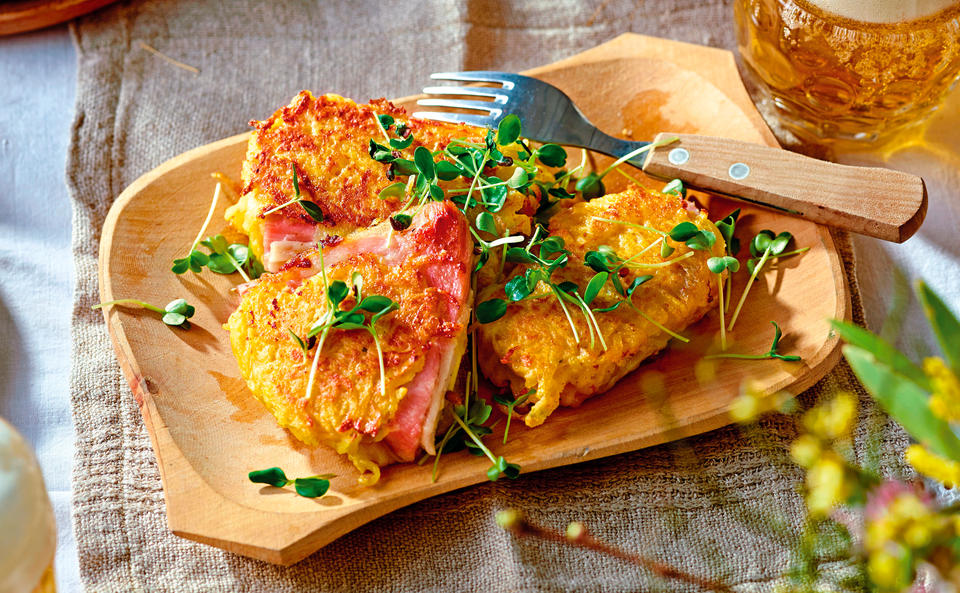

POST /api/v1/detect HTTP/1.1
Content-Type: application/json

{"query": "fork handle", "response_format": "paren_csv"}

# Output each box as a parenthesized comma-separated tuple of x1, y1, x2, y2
(639, 133, 926, 243)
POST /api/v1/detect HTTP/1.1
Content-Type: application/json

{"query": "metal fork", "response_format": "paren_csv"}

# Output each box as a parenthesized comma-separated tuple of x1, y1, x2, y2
(414, 71, 926, 243)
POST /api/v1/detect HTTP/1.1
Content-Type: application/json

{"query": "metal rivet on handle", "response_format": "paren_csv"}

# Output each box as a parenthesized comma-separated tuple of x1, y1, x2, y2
(728, 162, 750, 180)
(668, 148, 689, 165)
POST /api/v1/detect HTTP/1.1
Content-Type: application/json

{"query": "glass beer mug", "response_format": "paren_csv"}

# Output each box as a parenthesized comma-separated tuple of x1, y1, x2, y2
(734, 0, 960, 146)
(0, 417, 57, 593)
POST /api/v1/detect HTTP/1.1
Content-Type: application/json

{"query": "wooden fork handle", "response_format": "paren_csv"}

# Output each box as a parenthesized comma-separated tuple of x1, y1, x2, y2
(641, 132, 927, 243)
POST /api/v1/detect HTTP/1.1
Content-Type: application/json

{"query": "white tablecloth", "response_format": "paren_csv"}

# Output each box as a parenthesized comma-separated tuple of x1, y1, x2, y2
(0, 24, 82, 592)
(0, 22, 956, 593)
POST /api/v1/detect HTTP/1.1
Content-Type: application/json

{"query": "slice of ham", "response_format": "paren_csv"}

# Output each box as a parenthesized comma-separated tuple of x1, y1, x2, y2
(278, 202, 472, 461)
(261, 214, 317, 272)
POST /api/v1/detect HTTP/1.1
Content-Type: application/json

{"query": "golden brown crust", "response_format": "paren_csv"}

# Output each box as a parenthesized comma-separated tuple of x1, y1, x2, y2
(477, 187, 725, 427)
(226, 91, 536, 261)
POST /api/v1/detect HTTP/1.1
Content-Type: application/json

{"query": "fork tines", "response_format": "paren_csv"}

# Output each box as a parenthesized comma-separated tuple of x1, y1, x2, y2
(413, 71, 520, 126)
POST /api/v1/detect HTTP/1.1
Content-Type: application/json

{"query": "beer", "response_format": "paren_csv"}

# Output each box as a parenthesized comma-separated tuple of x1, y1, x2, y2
(734, 0, 960, 146)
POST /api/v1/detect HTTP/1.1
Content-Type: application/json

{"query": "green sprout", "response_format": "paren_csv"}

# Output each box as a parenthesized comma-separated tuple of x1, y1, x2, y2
(248, 467, 335, 498)
(707, 256, 740, 350)
(93, 298, 196, 329)
(262, 164, 325, 222)
(705, 321, 801, 362)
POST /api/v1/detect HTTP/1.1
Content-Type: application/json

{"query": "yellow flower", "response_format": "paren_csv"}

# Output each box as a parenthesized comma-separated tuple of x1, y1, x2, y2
(867, 548, 910, 592)
(729, 381, 791, 423)
(805, 455, 849, 515)
(803, 391, 857, 440)
(925, 357, 960, 423)
(905, 444, 960, 488)
(790, 434, 822, 469)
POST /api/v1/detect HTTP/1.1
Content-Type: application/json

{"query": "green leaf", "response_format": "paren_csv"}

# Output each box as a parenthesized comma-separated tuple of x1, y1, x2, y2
(829, 320, 930, 390)
(539, 236, 565, 258)
(505, 247, 537, 264)
(328, 280, 349, 305)
(584, 272, 608, 305)
(202, 234, 229, 254)
(161, 312, 187, 327)
(476, 299, 508, 323)
(506, 167, 528, 189)
(660, 242, 675, 258)
(359, 295, 395, 313)
(172, 258, 190, 274)
(227, 244, 250, 266)
(845, 345, 960, 461)
(685, 229, 716, 251)
(481, 177, 508, 212)
(575, 172, 604, 200)
(536, 144, 567, 167)
(248, 467, 289, 488)
(389, 135, 413, 150)
(378, 182, 406, 200)
(669, 222, 699, 241)
(414, 146, 435, 179)
(435, 160, 462, 181)
(547, 186, 575, 200)
(206, 253, 237, 274)
(429, 184, 445, 201)
(294, 477, 331, 498)
(299, 200, 325, 222)
(707, 256, 740, 274)
(390, 213, 413, 231)
(625, 275, 653, 297)
(393, 158, 417, 176)
(917, 280, 960, 374)
(496, 114, 521, 146)
(377, 114, 395, 129)
(584, 250, 613, 273)
(750, 230, 775, 257)
(368, 140, 393, 162)
(287, 164, 301, 199)
(505, 275, 532, 302)
(475, 212, 498, 236)
(662, 178, 686, 198)
(165, 298, 195, 318)
(769, 232, 793, 256)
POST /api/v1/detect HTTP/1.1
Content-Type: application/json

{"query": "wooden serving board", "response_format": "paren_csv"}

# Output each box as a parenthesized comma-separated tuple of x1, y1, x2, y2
(0, 0, 119, 36)
(98, 33, 849, 565)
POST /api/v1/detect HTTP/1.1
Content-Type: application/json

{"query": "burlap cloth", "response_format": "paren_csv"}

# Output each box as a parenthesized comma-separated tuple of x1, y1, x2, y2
(67, 1, 908, 591)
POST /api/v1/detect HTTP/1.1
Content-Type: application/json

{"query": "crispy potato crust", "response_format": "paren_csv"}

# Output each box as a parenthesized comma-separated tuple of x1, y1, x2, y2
(225, 91, 535, 263)
(477, 187, 725, 427)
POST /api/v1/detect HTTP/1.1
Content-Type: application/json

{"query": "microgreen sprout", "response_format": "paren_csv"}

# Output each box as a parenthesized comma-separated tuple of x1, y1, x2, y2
(302, 250, 399, 403)
(477, 229, 611, 349)
(262, 164, 325, 222)
(248, 466, 335, 498)
(493, 388, 534, 444)
(172, 182, 220, 274)
(707, 256, 740, 350)
(728, 230, 795, 331)
(575, 136, 678, 199)
(583, 244, 689, 343)
(93, 298, 196, 329)
(704, 321, 801, 362)
(714, 209, 741, 313)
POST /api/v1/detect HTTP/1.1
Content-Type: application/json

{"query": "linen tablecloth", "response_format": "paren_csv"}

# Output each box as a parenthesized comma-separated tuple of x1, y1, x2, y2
(67, 1, 911, 590)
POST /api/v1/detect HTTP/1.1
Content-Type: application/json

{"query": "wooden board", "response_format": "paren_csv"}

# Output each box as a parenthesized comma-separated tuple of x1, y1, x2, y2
(97, 33, 849, 565)
(0, 0, 118, 36)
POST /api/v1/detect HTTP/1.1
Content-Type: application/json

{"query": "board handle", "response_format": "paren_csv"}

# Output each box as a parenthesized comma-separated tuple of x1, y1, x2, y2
(642, 132, 927, 243)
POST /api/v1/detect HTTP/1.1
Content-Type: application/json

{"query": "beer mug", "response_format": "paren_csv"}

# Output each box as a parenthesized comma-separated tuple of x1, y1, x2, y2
(734, 0, 960, 146)
(0, 417, 57, 593)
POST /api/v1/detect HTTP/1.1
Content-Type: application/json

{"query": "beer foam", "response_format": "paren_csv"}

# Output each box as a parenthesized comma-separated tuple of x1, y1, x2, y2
(805, 0, 958, 22)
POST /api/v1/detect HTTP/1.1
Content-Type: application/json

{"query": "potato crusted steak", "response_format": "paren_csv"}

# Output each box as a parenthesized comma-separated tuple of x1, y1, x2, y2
(225, 91, 535, 272)
(226, 202, 473, 484)
(477, 187, 725, 427)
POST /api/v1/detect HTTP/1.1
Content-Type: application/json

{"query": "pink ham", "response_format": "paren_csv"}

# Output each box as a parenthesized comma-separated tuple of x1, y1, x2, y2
(272, 202, 472, 462)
